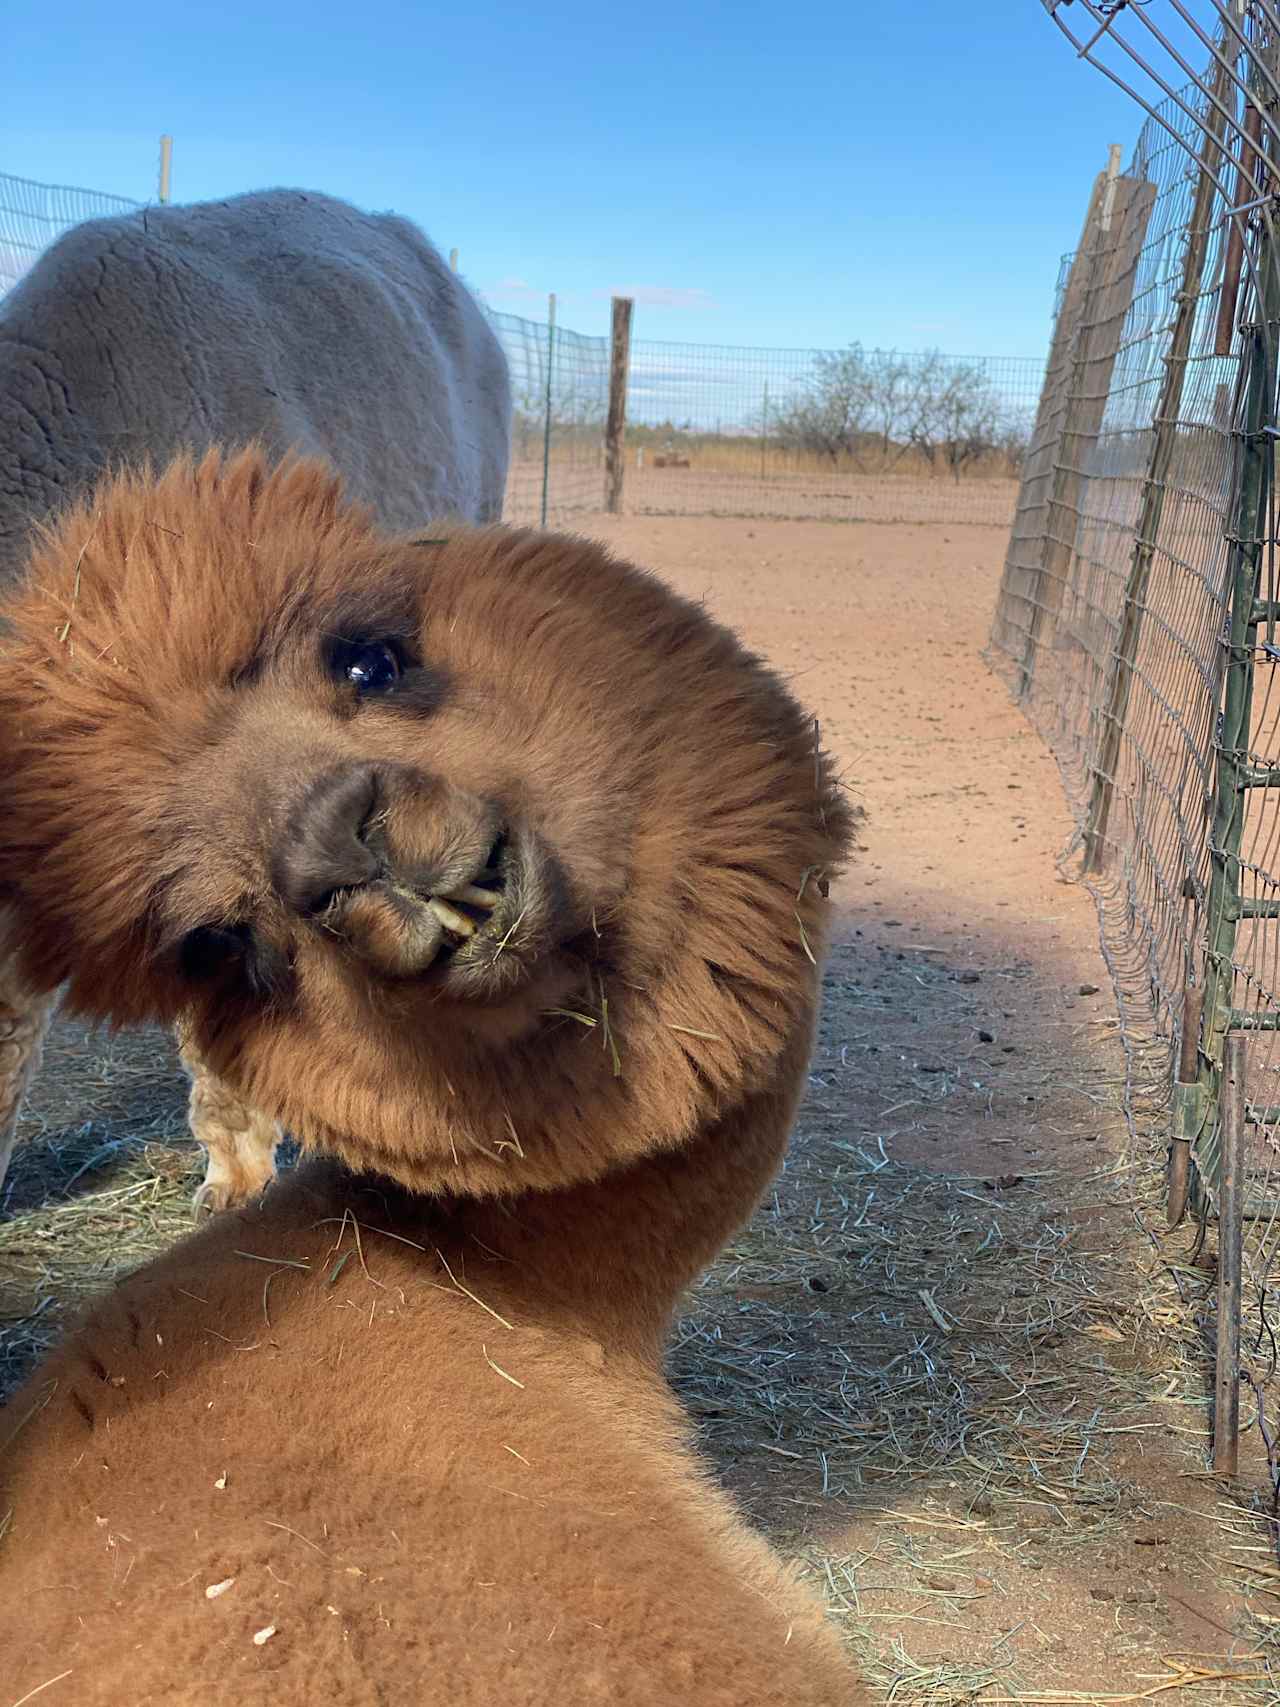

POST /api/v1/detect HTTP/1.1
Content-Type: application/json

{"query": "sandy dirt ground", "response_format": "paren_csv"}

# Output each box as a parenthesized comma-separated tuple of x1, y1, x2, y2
(0, 513, 1273, 1700)
(503, 460, 1020, 530)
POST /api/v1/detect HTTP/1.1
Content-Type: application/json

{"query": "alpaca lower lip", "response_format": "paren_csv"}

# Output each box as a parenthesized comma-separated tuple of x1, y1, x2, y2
(325, 825, 560, 992)
(428, 827, 571, 998)
(389, 826, 542, 979)
(419, 832, 512, 948)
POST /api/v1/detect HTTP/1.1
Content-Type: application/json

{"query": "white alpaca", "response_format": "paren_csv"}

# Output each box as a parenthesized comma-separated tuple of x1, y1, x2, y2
(0, 187, 511, 1205)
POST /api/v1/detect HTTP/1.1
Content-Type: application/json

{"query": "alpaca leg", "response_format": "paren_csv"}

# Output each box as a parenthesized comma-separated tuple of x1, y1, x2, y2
(0, 942, 57, 1199)
(177, 1023, 282, 1211)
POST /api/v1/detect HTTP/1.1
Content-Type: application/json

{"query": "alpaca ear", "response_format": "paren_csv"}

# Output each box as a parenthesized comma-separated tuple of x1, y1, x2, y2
(0, 881, 20, 927)
(0, 763, 24, 893)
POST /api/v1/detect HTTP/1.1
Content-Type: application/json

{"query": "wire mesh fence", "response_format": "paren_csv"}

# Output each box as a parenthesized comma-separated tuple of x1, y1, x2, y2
(991, 82, 1237, 1040)
(0, 170, 140, 296)
(491, 309, 611, 526)
(496, 324, 1044, 527)
(991, 0, 1280, 1464)
(621, 341, 1043, 526)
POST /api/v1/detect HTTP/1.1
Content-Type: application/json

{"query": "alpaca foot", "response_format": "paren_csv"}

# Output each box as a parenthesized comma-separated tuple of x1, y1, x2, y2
(193, 1131, 280, 1214)
(181, 1030, 282, 1213)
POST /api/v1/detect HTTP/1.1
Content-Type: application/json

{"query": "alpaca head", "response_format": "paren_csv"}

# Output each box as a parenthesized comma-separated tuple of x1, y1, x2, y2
(0, 449, 853, 1195)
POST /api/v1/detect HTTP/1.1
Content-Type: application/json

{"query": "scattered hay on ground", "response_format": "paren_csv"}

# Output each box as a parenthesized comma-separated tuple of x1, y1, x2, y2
(671, 1080, 1273, 1699)
(0, 1009, 1275, 1700)
(0, 1023, 196, 1392)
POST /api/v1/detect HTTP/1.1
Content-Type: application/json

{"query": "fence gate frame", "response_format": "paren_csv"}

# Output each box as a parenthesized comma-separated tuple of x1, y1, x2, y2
(1027, 0, 1280, 1474)
(1166, 24, 1280, 1475)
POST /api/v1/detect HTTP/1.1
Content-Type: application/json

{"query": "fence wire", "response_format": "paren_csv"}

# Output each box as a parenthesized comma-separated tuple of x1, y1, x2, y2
(490, 309, 610, 526)
(991, 75, 1238, 1032)
(0, 170, 140, 296)
(621, 341, 1043, 526)
(992, 1, 1280, 1426)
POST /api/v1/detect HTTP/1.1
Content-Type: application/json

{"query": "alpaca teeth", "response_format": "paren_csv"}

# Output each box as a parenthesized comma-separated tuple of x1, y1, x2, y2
(427, 897, 476, 937)
(451, 883, 501, 911)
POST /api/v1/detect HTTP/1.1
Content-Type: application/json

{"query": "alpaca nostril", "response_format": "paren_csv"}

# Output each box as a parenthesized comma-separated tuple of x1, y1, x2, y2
(273, 761, 383, 917)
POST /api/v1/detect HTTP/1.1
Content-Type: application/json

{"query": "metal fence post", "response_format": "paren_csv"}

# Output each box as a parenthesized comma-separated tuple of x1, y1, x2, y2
(540, 293, 556, 530)
(1215, 1032, 1246, 1475)
(1216, 98, 1264, 356)
(1169, 986, 1206, 1227)
(1195, 105, 1279, 1218)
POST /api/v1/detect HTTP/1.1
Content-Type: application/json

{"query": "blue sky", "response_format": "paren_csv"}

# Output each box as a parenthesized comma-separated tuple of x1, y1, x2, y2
(2, 0, 1179, 358)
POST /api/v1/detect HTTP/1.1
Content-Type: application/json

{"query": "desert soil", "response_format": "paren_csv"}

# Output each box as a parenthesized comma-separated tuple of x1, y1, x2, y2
(1, 513, 1274, 1701)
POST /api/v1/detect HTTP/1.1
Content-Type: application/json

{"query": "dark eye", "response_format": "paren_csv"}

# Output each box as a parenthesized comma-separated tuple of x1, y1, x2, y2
(179, 924, 252, 983)
(177, 922, 292, 1002)
(336, 640, 401, 695)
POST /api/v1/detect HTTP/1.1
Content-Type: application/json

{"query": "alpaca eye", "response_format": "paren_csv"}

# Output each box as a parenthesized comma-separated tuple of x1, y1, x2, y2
(177, 922, 292, 1002)
(179, 924, 250, 983)
(338, 641, 401, 695)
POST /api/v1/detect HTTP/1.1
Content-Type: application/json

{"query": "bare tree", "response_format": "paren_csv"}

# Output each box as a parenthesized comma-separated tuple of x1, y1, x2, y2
(864, 351, 913, 463)
(997, 414, 1033, 479)
(902, 352, 1006, 481)
(769, 346, 1011, 478)
(768, 346, 875, 466)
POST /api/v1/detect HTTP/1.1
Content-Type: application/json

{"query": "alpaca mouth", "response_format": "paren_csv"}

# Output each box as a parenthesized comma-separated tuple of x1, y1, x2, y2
(415, 830, 511, 955)
(326, 825, 564, 993)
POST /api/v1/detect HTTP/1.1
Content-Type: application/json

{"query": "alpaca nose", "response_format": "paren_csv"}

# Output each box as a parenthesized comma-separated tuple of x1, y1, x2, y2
(273, 761, 382, 916)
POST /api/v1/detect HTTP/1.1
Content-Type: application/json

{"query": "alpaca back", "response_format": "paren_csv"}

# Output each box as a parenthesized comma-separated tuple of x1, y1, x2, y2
(0, 1164, 862, 1706)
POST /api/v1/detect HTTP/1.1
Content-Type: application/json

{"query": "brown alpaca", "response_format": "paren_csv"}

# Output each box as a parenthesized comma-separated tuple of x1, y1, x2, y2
(0, 451, 863, 1702)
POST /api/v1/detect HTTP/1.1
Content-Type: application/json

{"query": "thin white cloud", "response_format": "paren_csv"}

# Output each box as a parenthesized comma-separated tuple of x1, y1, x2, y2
(605, 285, 717, 311)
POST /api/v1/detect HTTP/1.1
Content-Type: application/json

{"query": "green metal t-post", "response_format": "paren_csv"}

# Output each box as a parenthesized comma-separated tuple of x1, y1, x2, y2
(1195, 152, 1280, 1209)
(540, 293, 557, 530)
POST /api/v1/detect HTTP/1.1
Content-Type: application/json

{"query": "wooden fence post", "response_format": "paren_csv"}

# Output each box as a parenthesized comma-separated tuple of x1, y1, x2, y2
(605, 296, 634, 515)
(1017, 147, 1153, 700)
(1015, 156, 1114, 699)
(1084, 53, 1235, 872)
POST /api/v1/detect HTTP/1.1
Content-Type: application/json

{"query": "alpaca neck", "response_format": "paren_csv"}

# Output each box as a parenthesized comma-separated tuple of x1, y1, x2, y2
(448, 1018, 814, 1364)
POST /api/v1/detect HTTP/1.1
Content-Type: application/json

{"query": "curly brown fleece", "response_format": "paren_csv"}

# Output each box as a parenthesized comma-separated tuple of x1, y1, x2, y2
(0, 450, 864, 1703)
(0, 449, 852, 1202)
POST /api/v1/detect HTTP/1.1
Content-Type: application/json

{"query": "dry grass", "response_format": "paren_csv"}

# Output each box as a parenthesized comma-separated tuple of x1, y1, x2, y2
(676, 1152, 1194, 1507)
(631, 440, 1021, 485)
(500, 450, 1022, 529)
(0, 1023, 197, 1391)
(677, 1144, 1196, 1516)
(667, 1029, 1279, 1701)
